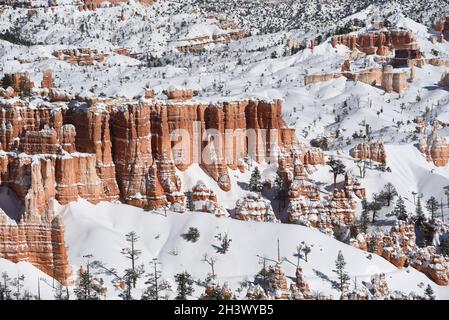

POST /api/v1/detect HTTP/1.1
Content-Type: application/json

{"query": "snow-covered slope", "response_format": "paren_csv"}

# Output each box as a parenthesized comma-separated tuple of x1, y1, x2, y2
(57, 200, 448, 299)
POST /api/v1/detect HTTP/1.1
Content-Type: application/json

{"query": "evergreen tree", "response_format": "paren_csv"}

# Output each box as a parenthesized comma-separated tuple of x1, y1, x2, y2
(1, 75, 13, 89)
(142, 258, 170, 300)
(174, 271, 194, 300)
(249, 167, 263, 192)
(273, 171, 287, 211)
(440, 237, 449, 257)
(327, 157, 346, 187)
(0, 272, 12, 300)
(426, 197, 439, 221)
(183, 227, 200, 242)
(332, 251, 350, 292)
(186, 192, 195, 211)
(390, 196, 408, 220)
(359, 198, 370, 233)
(424, 284, 435, 300)
(415, 197, 425, 225)
(121, 231, 145, 288)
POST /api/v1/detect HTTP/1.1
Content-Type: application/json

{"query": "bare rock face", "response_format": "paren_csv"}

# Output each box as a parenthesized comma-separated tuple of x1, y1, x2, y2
(351, 141, 387, 163)
(419, 121, 449, 167)
(234, 192, 277, 222)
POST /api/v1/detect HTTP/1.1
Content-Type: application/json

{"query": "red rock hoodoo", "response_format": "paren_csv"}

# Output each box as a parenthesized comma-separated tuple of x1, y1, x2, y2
(418, 121, 449, 167)
(351, 141, 387, 163)
(0, 94, 317, 280)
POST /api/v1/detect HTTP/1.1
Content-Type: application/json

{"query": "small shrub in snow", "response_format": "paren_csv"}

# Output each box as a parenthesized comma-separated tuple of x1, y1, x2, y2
(182, 227, 200, 242)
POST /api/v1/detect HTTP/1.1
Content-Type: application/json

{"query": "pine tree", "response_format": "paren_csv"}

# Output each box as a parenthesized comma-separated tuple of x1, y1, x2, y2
(415, 197, 425, 224)
(426, 197, 439, 221)
(249, 167, 263, 192)
(1, 75, 13, 89)
(391, 196, 408, 220)
(327, 157, 346, 187)
(0, 272, 12, 300)
(183, 227, 200, 242)
(186, 192, 195, 211)
(121, 231, 145, 288)
(174, 271, 194, 300)
(142, 258, 170, 300)
(273, 171, 287, 211)
(360, 198, 370, 233)
(440, 237, 449, 257)
(424, 284, 435, 300)
(332, 251, 350, 292)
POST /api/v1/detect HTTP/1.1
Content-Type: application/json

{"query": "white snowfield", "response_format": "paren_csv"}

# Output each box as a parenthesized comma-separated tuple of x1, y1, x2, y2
(1, 0, 449, 300)
(2, 199, 449, 299)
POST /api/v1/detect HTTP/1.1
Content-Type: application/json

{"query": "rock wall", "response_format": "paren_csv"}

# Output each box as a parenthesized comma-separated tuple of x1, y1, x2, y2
(0, 94, 315, 279)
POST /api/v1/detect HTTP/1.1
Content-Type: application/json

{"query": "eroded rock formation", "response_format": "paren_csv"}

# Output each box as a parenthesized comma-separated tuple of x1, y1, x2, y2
(0, 91, 317, 280)
(305, 65, 408, 94)
(234, 192, 277, 222)
(191, 180, 226, 217)
(331, 30, 422, 67)
(419, 121, 449, 167)
(351, 141, 387, 163)
(287, 168, 364, 239)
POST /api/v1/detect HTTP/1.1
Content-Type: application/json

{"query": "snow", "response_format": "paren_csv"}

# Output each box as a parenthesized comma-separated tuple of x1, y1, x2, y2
(55, 200, 448, 299)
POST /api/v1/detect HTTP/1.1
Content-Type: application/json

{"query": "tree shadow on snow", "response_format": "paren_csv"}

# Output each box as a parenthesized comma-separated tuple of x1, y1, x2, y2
(313, 269, 338, 288)
(237, 181, 250, 191)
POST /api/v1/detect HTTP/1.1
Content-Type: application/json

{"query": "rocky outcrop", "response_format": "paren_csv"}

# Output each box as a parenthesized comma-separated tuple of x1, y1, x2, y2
(331, 30, 422, 67)
(349, 220, 449, 285)
(41, 69, 54, 89)
(419, 121, 449, 167)
(351, 141, 387, 163)
(305, 66, 408, 94)
(411, 247, 449, 285)
(287, 169, 362, 238)
(234, 192, 277, 222)
(53, 49, 108, 65)
(200, 280, 233, 300)
(0, 94, 315, 280)
(176, 29, 246, 54)
(435, 17, 449, 42)
(191, 180, 226, 217)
